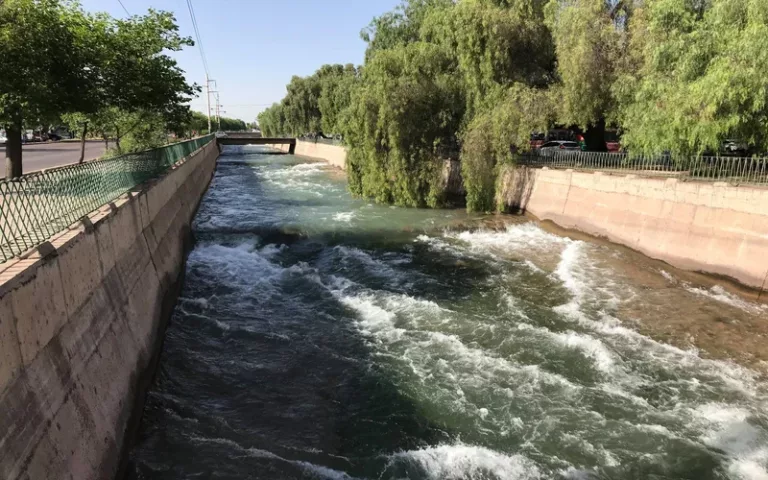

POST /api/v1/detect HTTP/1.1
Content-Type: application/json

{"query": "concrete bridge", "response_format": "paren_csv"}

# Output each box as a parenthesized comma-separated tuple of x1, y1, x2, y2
(217, 133, 296, 154)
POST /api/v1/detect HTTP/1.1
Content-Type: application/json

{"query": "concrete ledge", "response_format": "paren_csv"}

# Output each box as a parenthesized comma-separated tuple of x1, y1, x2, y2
(0, 140, 219, 480)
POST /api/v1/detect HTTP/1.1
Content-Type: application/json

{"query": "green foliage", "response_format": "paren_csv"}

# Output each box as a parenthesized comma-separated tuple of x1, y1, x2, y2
(318, 64, 358, 135)
(616, 0, 768, 155)
(461, 85, 554, 211)
(545, 0, 622, 128)
(1, 1, 198, 175)
(360, 0, 453, 60)
(423, 0, 554, 118)
(343, 42, 465, 207)
(267, 0, 768, 211)
(258, 64, 358, 137)
(0, 0, 97, 127)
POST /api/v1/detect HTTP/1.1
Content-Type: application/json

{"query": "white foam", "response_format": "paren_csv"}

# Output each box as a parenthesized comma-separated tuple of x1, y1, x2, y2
(387, 443, 541, 480)
(692, 404, 768, 479)
(332, 211, 357, 222)
(189, 435, 356, 479)
(660, 270, 677, 283)
(181, 297, 210, 308)
(259, 243, 287, 259)
(334, 287, 580, 396)
(448, 223, 567, 254)
(686, 285, 767, 315)
(558, 331, 618, 374)
(554, 242, 586, 301)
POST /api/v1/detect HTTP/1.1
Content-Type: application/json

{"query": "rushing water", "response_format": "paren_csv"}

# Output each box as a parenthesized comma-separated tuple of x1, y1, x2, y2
(128, 147, 768, 480)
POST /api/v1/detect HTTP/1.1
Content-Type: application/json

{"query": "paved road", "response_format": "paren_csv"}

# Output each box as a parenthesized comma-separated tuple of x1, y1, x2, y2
(1, 141, 106, 179)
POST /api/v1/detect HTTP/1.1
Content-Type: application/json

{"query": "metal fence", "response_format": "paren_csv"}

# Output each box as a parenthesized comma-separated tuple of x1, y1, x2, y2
(0, 134, 215, 263)
(517, 150, 768, 185)
(297, 135, 343, 146)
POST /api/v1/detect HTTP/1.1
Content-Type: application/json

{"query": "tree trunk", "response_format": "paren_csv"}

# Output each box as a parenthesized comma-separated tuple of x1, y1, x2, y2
(5, 123, 23, 178)
(584, 118, 607, 152)
(104, 135, 109, 150)
(79, 122, 88, 163)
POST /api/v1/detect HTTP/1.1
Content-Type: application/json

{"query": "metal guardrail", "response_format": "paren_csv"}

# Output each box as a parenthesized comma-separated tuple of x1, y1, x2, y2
(517, 150, 768, 185)
(297, 135, 343, 146)
(0, 134, 215, 263)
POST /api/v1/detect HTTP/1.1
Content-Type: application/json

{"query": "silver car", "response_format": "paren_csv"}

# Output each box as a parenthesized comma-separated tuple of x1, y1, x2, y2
(537, 140, 581, 156)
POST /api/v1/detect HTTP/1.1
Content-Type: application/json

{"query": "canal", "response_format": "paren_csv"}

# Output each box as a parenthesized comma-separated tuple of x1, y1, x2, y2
(128, 147, 768, 479)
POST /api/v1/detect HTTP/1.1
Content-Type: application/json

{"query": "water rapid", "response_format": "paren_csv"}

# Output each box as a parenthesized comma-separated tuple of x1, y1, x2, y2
(128, 147, 768, 480)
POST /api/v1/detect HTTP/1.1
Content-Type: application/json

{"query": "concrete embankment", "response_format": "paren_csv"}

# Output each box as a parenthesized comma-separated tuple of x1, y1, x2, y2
(0, 140, 219, 480)
(498, 166, 768, 290)
(271, 140, 346, 170)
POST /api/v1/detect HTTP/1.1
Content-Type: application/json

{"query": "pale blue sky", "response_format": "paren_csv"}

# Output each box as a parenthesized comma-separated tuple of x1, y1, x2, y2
(80, 0, 399, 122)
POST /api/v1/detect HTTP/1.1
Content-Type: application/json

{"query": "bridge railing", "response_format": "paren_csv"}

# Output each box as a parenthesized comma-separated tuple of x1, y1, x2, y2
(0, 134, 215, 263)
(516, 150, 768, 185)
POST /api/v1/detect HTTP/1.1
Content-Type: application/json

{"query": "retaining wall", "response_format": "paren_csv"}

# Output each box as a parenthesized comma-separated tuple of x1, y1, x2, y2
(272, 140, 347, 170)
(498, 166, 768, 290)
(0, 140, 219, 480)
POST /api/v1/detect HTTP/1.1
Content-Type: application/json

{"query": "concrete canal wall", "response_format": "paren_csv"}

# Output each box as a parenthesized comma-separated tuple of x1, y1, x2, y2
(0, 140, 219, 480)
(272, 140, 347, 170)
(498, 166, 768, 290)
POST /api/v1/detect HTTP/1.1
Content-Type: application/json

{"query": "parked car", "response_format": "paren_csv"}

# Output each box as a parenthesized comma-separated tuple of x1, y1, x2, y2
(537, 140, 581, 155)
(47, 132, 62, 141)
(605, 130, 622, 152)
(722, 139, 748, 156)
(546, 129, 578, 142)
(530, 132, 546, 150)
(0, 134, 6, 145)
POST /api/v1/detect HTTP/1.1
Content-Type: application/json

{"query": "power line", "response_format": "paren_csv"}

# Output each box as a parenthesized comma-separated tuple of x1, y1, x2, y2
(185, 0, 209, 77)
(185, 0, 214, 130)
(116, 0, 130, 16)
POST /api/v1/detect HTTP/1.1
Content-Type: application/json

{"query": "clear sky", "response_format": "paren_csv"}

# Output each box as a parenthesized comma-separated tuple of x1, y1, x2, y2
(80, 0, 399, 122)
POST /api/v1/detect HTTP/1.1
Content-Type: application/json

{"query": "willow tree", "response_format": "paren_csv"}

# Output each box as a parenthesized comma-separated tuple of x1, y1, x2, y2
(317, 64, 358, 135)
(423, 0, 555, 119)
(420, 0, 555, 210)
(462, 85, 555, 211)
(616, 0, 768, 155)
(343, 42, 465, 207)
(543, 0, 636, 151)
(360, 0, 453, 61)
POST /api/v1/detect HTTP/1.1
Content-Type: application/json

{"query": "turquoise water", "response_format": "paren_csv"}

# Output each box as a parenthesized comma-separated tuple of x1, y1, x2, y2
(128, 147, 768, 480)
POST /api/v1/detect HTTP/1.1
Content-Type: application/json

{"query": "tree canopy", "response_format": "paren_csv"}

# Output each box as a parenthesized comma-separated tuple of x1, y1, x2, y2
(0, 0, 199, 176)
(261, 0, 768, 211)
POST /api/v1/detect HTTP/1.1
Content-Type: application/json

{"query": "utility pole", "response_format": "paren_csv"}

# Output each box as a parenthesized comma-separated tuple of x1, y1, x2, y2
(215, 93, 221, 131)
(205, 74, 212, 133)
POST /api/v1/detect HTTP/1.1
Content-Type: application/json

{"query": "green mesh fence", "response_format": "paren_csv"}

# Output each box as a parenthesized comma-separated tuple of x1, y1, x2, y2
(0, 134, 215, 263)
(517, 150, 768, 184)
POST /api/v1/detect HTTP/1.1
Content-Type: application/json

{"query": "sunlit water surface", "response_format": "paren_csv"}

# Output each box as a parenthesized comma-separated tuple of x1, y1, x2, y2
(128, 147, 768, 480)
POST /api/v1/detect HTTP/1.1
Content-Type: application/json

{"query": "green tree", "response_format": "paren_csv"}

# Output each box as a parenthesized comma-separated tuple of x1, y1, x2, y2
(0, 0, 98, 177)
(616, 0, 768, 155)
(462, 85, 555, 211)
(343, 41, 465, 207)
(267, 0, 768, 212)
(545, 0, 635, 150)
(1, 2, 197, 175)
(74, 9, 197, 156)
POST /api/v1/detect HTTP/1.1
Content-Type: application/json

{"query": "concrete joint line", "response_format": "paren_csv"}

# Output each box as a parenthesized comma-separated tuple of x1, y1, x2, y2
(759, 268, 768, 301)
(141, 228, 163, 288)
